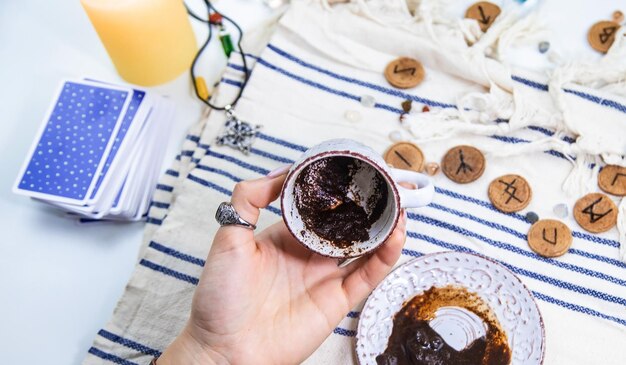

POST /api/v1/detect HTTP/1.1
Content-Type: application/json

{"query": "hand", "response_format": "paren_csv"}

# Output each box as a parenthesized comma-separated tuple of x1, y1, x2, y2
(158, 170, 407, 365)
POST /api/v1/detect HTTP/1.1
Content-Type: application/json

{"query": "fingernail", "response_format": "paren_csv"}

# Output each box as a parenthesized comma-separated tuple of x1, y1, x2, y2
(267, 164, 292, 178)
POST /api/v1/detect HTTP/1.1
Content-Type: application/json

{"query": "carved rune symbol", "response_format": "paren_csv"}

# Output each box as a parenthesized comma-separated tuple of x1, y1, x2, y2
(477, 5, 491, 25)
(599, 26, 617, 44)
(582, 197, 613, 223)
(393, 150, 412, 167)
(542, 228, 557, 245)
(455, 149, 473, 175)
(611, 173, 626, 186)
(498, 179, 522, 204)
(393, 64, 416, 76)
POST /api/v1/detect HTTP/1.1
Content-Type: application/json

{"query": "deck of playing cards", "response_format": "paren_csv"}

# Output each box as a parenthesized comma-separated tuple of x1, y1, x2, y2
(13, 79, 175, 221)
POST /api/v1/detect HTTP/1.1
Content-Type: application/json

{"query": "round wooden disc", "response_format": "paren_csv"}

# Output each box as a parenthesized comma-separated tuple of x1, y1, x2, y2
(573, 193, 618, 233)
(488, 174, 532, 213)
(587, 20, 619, 53)
(527, 219, 572, 258)
(383, 142, 425, 173)
(441, 145, 485, 184)
(598, 165, 626, 196)
(465, 1, 501, 32)
(384, 57, 425, 89)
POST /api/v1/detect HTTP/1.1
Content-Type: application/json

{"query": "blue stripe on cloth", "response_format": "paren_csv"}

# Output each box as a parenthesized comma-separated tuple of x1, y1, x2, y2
(533, 291, 626, 326)
(205, 150, 270, 175)
(254, 57, 404, 114)
(511, 75, 549, 91)
(146, 217, 163, 226)
(527, 125, 577, 144)
(195, 164, 243, 183)
(149, 241, 205, 267)
(238, 57, 573, 162)
(88, 347, 139, 365)
(402, 248, 424, 258)
(186, 173, 281, 215)
(333, 327, 357, 337)
(347, 311, 360, 318)
(186, 135, 201, 143)
(155, 184, 174, 192)
(165, 169, 180, 178)
(181, 150, 194, 157)
(194, 135, 621, 249)
(407, 231, 626, 326)
(250, 147, 295, 164)
(266, 44, 456, 109)
(564, 88, 626, 115)
(432, 186, 620, 248)
(198, 140, 295, 165)
(97, 329, 161, 357)
(257, 133, 308, 152)
(188, 174, 233, 196)
(409, 212, 626, 288)
(149, 201, 170, 209)
(221, 78, 244, 88)
(148, 243, 206, 267)
(139, 259, 199, 285)
(489, 135, 531, 144)
(227, 62, 246, 72)
(428, 203, 626, 270)
(267, 43, 626, 116)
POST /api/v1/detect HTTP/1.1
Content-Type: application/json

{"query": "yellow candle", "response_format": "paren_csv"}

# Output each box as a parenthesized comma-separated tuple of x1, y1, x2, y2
(81, 0, 197, 86)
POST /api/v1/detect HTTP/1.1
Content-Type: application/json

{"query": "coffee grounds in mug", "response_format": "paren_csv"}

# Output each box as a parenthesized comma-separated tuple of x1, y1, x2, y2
(294, 156, 387, 248)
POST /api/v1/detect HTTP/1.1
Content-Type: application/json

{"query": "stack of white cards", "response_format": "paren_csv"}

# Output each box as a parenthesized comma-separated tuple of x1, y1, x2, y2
(13, 79, 175, 221)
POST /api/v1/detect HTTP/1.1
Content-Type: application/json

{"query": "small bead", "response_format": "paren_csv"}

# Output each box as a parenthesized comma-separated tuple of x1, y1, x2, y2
(389, 130, 403, 142)
(553, 203, 568, 218)
(424, 162, 439, 176)
(344, 110, 362, 122)
(525, 211, 539, 224)
(613, 10, 624, 23)
(360, 95, 376, 108)
(401, 100, 413, 113)
(422, 105, 430, 112)
(538, 41, 550, 54)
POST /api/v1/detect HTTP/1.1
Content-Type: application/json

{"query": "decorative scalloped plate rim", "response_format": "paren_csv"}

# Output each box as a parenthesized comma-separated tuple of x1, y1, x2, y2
(356, 251, 545, 365)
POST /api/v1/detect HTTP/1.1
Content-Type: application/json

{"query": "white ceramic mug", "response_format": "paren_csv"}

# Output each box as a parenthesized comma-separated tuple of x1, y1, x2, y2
(280, 139, 434, 258)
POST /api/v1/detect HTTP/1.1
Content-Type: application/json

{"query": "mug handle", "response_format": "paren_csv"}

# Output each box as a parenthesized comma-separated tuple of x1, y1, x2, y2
(389, 168, 435, 209)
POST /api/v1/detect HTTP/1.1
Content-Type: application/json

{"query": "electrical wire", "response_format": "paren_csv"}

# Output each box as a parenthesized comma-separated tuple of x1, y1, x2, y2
(186, 0, 250, 110)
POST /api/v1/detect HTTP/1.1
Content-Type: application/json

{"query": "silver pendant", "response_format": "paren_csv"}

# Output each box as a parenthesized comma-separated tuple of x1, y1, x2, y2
(215, 106, 261, 155)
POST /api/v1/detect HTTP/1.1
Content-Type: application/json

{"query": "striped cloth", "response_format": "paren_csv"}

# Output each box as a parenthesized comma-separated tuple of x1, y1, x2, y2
(84, 2, 626, 364)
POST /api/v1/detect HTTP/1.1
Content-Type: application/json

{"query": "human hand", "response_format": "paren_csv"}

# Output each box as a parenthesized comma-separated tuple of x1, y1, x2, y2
(158, 169, 407, 365)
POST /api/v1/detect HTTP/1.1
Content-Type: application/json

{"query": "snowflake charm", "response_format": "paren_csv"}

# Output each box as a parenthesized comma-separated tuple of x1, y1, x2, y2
(215, 107, 261, 155)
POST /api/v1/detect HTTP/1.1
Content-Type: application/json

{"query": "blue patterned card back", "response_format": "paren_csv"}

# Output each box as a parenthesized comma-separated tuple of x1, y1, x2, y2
(16, 81, 129, 202)
(90, 89, 146, 200)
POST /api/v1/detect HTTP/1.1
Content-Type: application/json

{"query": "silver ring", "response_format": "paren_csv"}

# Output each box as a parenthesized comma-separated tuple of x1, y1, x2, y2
(215, 202, 256, 230)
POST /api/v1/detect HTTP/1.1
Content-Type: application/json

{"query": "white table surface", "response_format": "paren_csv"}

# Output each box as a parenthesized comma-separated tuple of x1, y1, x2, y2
(0, 1, 617, 364)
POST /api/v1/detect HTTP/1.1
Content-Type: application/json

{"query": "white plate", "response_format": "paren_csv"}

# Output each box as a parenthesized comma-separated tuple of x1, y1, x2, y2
(356, 251, 545, 364)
